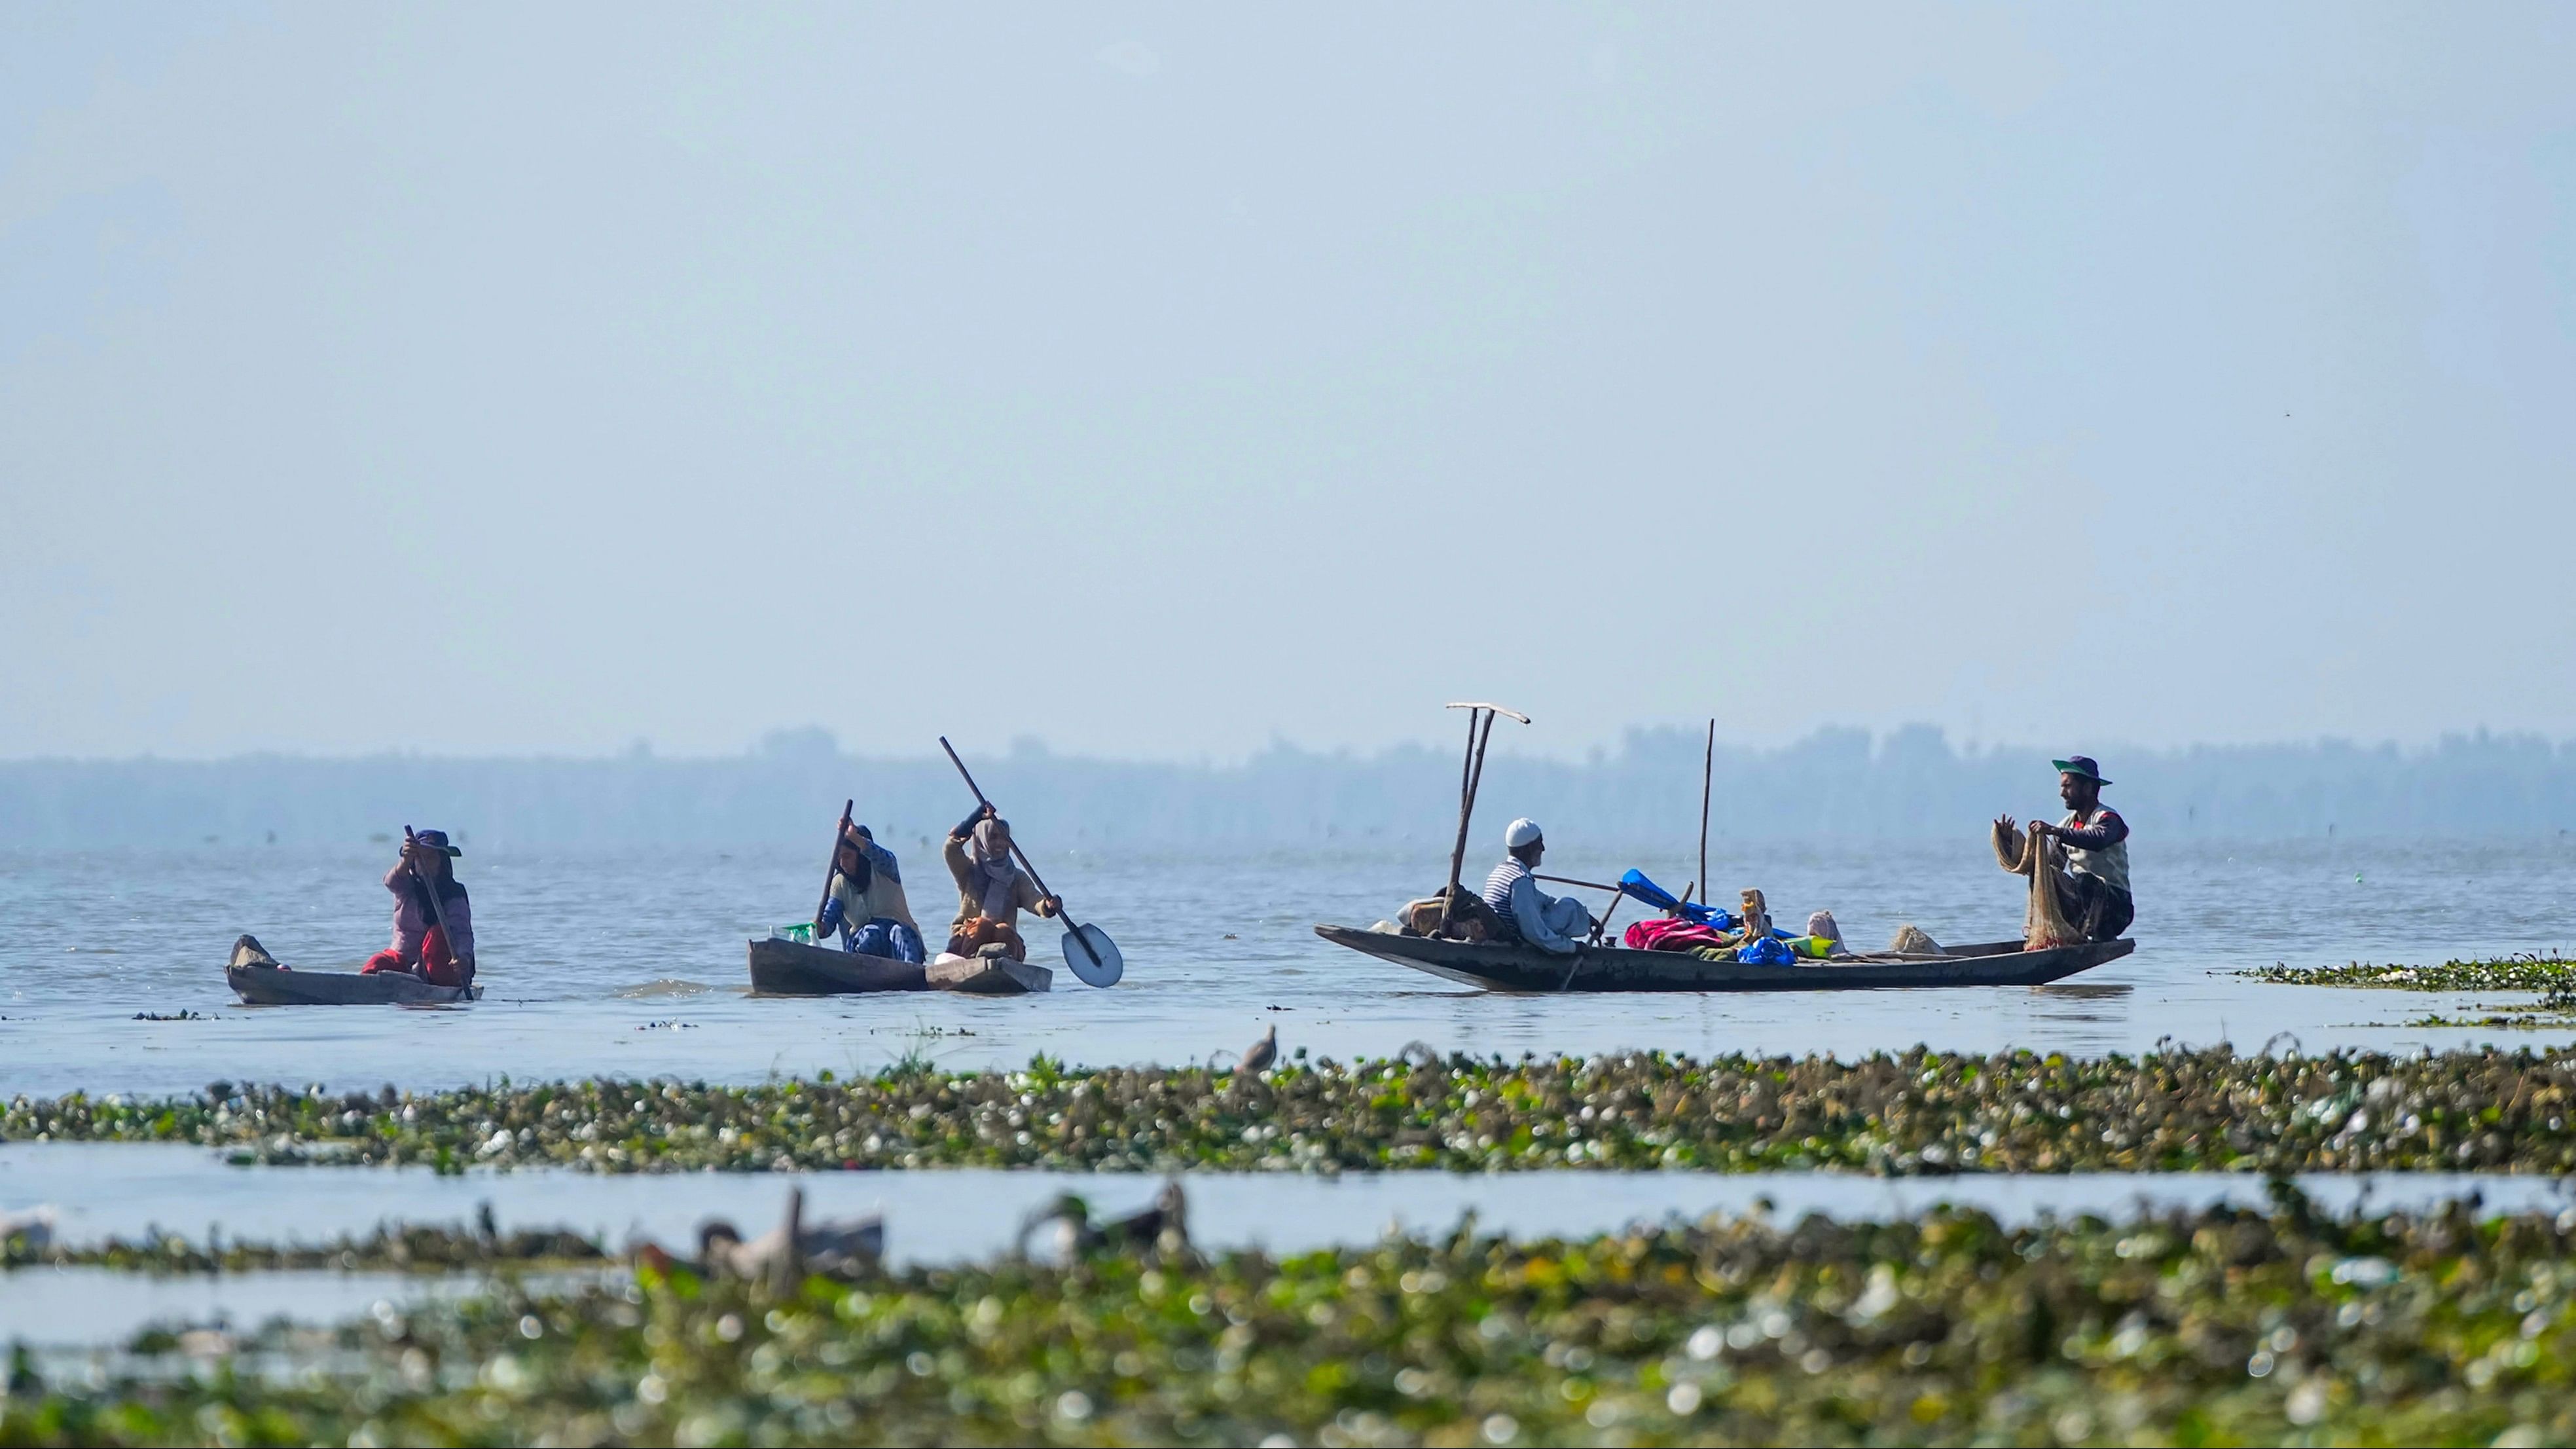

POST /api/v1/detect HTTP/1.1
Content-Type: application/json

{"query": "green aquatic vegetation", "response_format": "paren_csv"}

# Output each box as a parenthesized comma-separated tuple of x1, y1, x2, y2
(2249, 956, 2576, 1031)
(2406, 995, 2576, 1031)
(12, 1194, 2576, 1446)
(13, 1046, 2576, 1176)
(2246, 954, 2576, 992)
(3, 1222, 606, 1274)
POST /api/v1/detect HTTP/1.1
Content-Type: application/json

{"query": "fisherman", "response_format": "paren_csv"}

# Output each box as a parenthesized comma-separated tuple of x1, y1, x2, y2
(361, 829, 475, 987)
(1480, 818, 1596, 955)
(2012, 755, 2134, 941)
(816, 824, 925, 963)
(942, 803, 1061, 960)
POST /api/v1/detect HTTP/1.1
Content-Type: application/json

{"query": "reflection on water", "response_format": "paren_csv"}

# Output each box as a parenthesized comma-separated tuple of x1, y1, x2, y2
(2, 839, 2573, 1096)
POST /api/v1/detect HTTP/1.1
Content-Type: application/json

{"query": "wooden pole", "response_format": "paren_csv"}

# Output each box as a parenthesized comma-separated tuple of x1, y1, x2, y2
(1534, 873, 1625, 894)
(1443, 710, 1500, 929)
(814, 798, 854, 934)
(1436, 703, 1529, 932)
(1440, 708, 1480, 927)
(1696, 718, 1714, 912)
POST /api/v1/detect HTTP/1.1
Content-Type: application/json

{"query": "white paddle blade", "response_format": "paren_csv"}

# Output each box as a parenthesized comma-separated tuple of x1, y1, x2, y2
(1062, 923, 1122, 987)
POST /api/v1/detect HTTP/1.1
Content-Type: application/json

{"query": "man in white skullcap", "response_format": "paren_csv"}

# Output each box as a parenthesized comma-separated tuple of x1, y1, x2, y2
(1479, 818, 1595, 955)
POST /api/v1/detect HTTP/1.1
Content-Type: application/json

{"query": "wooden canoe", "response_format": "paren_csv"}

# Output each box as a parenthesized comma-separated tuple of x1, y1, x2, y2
(227, 962, 481, 1006)
(926, 952, 1053, 995)
(1313, 925, 2133, 993)
(746, 936, 928, 995)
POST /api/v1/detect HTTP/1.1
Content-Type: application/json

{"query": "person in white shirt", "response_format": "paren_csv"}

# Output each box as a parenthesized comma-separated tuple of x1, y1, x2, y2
(1478, 818, 1595, 955)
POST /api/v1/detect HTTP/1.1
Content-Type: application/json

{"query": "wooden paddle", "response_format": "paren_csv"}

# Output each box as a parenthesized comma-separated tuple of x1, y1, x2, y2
(937, 737, 1121, 986)
(401, 825, 463, 982)
(813, 798, 854, 936)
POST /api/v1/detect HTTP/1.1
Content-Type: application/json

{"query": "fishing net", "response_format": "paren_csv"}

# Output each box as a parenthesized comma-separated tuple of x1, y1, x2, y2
(1994, 818, 2082, 951)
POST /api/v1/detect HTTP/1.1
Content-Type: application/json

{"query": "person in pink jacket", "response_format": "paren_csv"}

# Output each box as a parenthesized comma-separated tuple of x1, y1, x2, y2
(361, 829, 476, 987)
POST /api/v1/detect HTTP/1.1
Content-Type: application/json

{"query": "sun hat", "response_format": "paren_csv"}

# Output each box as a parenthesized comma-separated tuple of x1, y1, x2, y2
(414, 828, 463, 857)
(2050, 756, 2111, 786)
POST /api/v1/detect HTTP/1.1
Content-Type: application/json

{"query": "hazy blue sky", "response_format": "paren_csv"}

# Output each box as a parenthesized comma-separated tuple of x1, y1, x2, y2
(4, 5, 2571, 761)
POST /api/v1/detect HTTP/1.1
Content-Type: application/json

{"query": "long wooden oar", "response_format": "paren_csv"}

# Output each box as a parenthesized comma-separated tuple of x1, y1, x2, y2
(812, 799, 854, 936)
(402, 825, 463, 983)
(937, 737, 1122, 987)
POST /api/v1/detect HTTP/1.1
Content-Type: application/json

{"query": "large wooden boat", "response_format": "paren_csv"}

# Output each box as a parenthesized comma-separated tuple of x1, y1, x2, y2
(746, 936, 928, 995)
(1313, 925, 2132, 993)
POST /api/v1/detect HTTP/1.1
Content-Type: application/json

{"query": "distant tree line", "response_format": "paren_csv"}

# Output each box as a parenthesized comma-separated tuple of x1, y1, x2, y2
(3, 725, 2573, 850)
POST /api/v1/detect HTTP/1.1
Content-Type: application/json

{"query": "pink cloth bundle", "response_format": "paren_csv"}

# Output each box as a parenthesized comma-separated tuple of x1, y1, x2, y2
(1624, 917, 1733, 953)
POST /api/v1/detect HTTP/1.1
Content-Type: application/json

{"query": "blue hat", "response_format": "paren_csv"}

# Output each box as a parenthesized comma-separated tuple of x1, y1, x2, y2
(2050, 756, 2110, 786)
(414, 828, 463, 857)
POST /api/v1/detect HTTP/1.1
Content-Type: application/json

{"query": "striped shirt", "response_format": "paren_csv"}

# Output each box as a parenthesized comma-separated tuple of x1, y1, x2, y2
(1481, 859, 1531, 931)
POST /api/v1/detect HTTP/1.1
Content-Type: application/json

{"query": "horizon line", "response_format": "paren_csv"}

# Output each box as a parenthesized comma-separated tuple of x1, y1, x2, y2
(6, 722, 2573, 769)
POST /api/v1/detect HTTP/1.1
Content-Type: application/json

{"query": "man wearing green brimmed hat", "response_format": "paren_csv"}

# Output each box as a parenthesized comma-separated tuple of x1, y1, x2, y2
(2022, 756, 2132, 940)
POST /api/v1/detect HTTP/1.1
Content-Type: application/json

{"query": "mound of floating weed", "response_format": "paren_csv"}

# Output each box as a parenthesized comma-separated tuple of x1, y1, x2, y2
(2249, 956, 2576, 1032)
(8, 1193, 2576, 1447)
(4, 1222, 606, 1274)
(2246, 955, 2576, 992)
(12, 1047, 2576, 1175)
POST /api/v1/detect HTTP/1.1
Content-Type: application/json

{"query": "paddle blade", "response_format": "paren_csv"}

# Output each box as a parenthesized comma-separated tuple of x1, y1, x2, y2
(1062, 923, 1123, 987)
(1616, 868, 1724, 926)
(1618, 868, 1680, 911)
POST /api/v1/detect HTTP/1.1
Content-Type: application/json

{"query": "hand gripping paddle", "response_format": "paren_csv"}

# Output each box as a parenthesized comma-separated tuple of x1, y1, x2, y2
(939, 737, 1124, 987)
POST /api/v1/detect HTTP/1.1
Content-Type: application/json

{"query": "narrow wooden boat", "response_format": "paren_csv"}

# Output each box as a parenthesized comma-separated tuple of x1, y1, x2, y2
(1313, 925, 2132, 993)
(225, 934, 480, 1005)
(926, 952, 1053, 995)
(746, 936, 928, 996)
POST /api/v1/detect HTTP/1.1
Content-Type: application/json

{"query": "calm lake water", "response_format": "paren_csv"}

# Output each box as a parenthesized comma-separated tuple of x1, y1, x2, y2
(3, 837, 2572, 1100)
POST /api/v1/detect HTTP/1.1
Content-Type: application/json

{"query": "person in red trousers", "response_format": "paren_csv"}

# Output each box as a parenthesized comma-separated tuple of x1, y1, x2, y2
(361, 829, 476, 987)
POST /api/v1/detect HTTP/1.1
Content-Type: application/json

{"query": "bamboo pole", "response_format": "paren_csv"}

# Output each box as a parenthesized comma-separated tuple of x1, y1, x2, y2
(1438, 703, 1527, 932)
(1696, 718, 1714, 913)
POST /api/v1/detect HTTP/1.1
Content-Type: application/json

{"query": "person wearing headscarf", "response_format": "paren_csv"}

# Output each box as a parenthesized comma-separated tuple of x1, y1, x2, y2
(361, 828, 476, 987)
(941, 804, 1061, 960)
(1479, 818, 1595, 955)
(816, 822, 924, 963)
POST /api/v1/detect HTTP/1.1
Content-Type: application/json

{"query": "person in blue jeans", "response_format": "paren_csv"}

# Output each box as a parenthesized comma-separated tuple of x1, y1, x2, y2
(815, 824, 926, 963)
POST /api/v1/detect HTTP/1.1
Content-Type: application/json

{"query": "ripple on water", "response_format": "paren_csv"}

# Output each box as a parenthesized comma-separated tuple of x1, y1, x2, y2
(614, 980, 714, 999)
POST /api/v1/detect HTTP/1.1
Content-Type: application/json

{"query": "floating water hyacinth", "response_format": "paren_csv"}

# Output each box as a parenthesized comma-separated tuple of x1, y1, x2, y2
(2248, 955, 2576, 1031)
(11, 1046, 2576, 1175)
(4, 1222, 606, 1274)
(7, 1192, 2576, 1447)
(2245, 955, 2576, 992)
